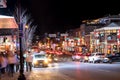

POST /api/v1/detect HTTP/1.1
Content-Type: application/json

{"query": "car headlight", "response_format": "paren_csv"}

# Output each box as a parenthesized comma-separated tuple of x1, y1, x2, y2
(54, 58, 58, 61)
(104, 58, 109, 60)
(48, 58, 52, 62)
(44, 59, 48, 64)
(33, 60, 38, 64)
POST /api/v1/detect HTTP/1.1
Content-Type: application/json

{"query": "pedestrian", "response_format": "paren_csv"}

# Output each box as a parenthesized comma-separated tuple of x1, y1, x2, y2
(0, 54, 2, 79)
(25, 51, 33, 72)
(7, 51, 18, 77)
(14, 51, 20, 72)
(0, 52, 8, 74)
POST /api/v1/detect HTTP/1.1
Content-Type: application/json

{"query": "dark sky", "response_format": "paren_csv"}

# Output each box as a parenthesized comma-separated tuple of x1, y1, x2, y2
(29, 0, 120, 34)
(4, 0, 120, 35)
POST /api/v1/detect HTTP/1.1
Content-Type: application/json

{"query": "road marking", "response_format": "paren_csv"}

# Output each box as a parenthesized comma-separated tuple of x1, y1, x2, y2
(97, 69, 111, 72)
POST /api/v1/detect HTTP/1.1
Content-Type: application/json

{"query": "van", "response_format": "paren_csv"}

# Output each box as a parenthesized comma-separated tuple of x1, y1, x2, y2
(32, 51, 49, 67)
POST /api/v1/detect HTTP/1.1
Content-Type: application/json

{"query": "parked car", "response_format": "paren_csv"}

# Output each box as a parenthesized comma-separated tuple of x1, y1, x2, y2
(88, 52, 105, 63)
(102, 57, 112, 63)
(79, 53, 91, 62)
(72, 53, 82, 61)
(103, 53, 120, 63)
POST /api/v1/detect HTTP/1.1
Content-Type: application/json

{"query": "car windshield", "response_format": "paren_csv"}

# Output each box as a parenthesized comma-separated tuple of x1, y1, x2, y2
(96, 53, 104, 55)
(90, 53, 104, 56)
(35, 54, 46, 58)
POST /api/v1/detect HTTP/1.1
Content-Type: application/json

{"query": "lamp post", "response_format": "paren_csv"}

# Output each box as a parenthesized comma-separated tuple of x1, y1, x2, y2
(17, 0, 26, 80)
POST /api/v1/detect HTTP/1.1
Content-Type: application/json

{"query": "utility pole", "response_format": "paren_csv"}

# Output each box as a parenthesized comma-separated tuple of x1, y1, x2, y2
(17, 0, 26, 80)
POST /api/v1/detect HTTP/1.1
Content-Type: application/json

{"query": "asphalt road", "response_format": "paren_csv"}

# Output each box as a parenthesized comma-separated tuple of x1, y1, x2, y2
(1, 62, 120, 80)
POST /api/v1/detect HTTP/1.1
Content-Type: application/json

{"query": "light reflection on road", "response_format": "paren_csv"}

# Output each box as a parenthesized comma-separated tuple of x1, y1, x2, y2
(1, 62, 120, 80)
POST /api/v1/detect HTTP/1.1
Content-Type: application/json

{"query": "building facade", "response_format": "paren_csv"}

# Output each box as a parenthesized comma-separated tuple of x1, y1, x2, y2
(0, 15, 18, 52)
(90, 22, 120, 54)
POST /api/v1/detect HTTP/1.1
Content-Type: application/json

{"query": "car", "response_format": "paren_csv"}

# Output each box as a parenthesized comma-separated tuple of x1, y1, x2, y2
(47, 54, 59, 62)
(88, 52, 105, 63)
(80, 53, 91, 62)
(103, 53, 120, 63)
(72, 54, 82, 61)
(32, 51, 50, 67)
(102, 57, 112, 63)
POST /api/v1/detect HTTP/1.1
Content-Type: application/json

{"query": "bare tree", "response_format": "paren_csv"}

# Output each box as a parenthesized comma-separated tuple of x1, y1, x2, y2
(14, 3, 37, 51)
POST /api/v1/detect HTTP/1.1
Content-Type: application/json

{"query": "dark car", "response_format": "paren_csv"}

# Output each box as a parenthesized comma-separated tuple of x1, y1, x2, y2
(103, 53, 120, 63)
(108, 53, 120, 60)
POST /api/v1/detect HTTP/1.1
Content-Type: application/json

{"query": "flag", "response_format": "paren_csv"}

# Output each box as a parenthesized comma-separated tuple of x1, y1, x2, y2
(0, 0, 7, 8)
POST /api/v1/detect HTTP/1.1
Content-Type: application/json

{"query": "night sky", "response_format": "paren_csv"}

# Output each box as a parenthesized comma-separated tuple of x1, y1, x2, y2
(2, 0, 120, 35)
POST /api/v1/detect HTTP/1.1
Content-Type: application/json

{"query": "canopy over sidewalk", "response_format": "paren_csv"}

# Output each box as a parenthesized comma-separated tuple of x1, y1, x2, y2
(0, 15, 18, 35)
(0, 15, 18, 29)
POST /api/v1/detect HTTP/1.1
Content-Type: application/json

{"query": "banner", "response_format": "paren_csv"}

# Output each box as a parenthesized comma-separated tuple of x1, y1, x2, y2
(0, 0, 7, 8)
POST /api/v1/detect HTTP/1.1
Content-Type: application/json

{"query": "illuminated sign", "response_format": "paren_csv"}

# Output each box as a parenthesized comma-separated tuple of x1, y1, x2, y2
(0, 15, 18, 29)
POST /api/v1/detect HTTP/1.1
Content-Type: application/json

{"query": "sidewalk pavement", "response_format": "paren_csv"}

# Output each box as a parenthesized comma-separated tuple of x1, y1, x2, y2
(0, 71, 38, 80)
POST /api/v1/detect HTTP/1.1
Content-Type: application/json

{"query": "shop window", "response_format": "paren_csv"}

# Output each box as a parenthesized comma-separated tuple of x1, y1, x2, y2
(113, 45, 117, 53)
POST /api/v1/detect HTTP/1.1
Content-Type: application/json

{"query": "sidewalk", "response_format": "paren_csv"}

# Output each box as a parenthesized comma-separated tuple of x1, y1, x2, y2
(0, 71, 36, 80)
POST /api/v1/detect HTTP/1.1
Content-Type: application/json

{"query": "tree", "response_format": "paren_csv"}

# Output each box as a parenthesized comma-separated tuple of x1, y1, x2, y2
(13, 1, 37, 51)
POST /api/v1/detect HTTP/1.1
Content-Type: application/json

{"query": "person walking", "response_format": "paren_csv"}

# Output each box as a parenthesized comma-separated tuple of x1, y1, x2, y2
(7, 51, 18, 77)
(0, 52, 8, 74)
(0, 54, 2, 79)
(25, 51, 33, 72)
(14, 51, 20, 72)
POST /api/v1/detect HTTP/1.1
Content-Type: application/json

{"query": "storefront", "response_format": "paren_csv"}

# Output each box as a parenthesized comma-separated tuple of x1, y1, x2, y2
(0, 15, 18, 52)
(90, 22, 120, 54)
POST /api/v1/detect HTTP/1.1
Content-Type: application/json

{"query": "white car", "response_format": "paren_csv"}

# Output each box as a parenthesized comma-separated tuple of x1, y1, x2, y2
(32, 51, 49, 67)
(88, 52, 105, 63)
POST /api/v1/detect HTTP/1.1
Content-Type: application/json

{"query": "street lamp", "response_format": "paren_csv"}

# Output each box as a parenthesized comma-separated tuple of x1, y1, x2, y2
(17, 0, 26, 80)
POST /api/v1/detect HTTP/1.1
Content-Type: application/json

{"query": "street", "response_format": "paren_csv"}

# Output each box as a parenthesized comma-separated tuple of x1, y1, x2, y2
(1, 62, 120, 80)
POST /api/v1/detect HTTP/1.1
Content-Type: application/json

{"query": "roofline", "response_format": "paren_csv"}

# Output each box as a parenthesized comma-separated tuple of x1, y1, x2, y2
(95, 27, 120, 31)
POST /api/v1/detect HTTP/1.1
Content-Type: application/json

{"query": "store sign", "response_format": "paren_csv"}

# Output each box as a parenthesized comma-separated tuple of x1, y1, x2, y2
(60, 33, 68, 36)
(0, 17, 18, 29)
(48, 34, 56, 37)
(0, 0, 7, 8)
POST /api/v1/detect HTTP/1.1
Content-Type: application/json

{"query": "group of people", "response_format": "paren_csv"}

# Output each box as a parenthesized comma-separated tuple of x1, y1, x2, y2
(0, 50, 33, 77)
(0, 51, 19, 77)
